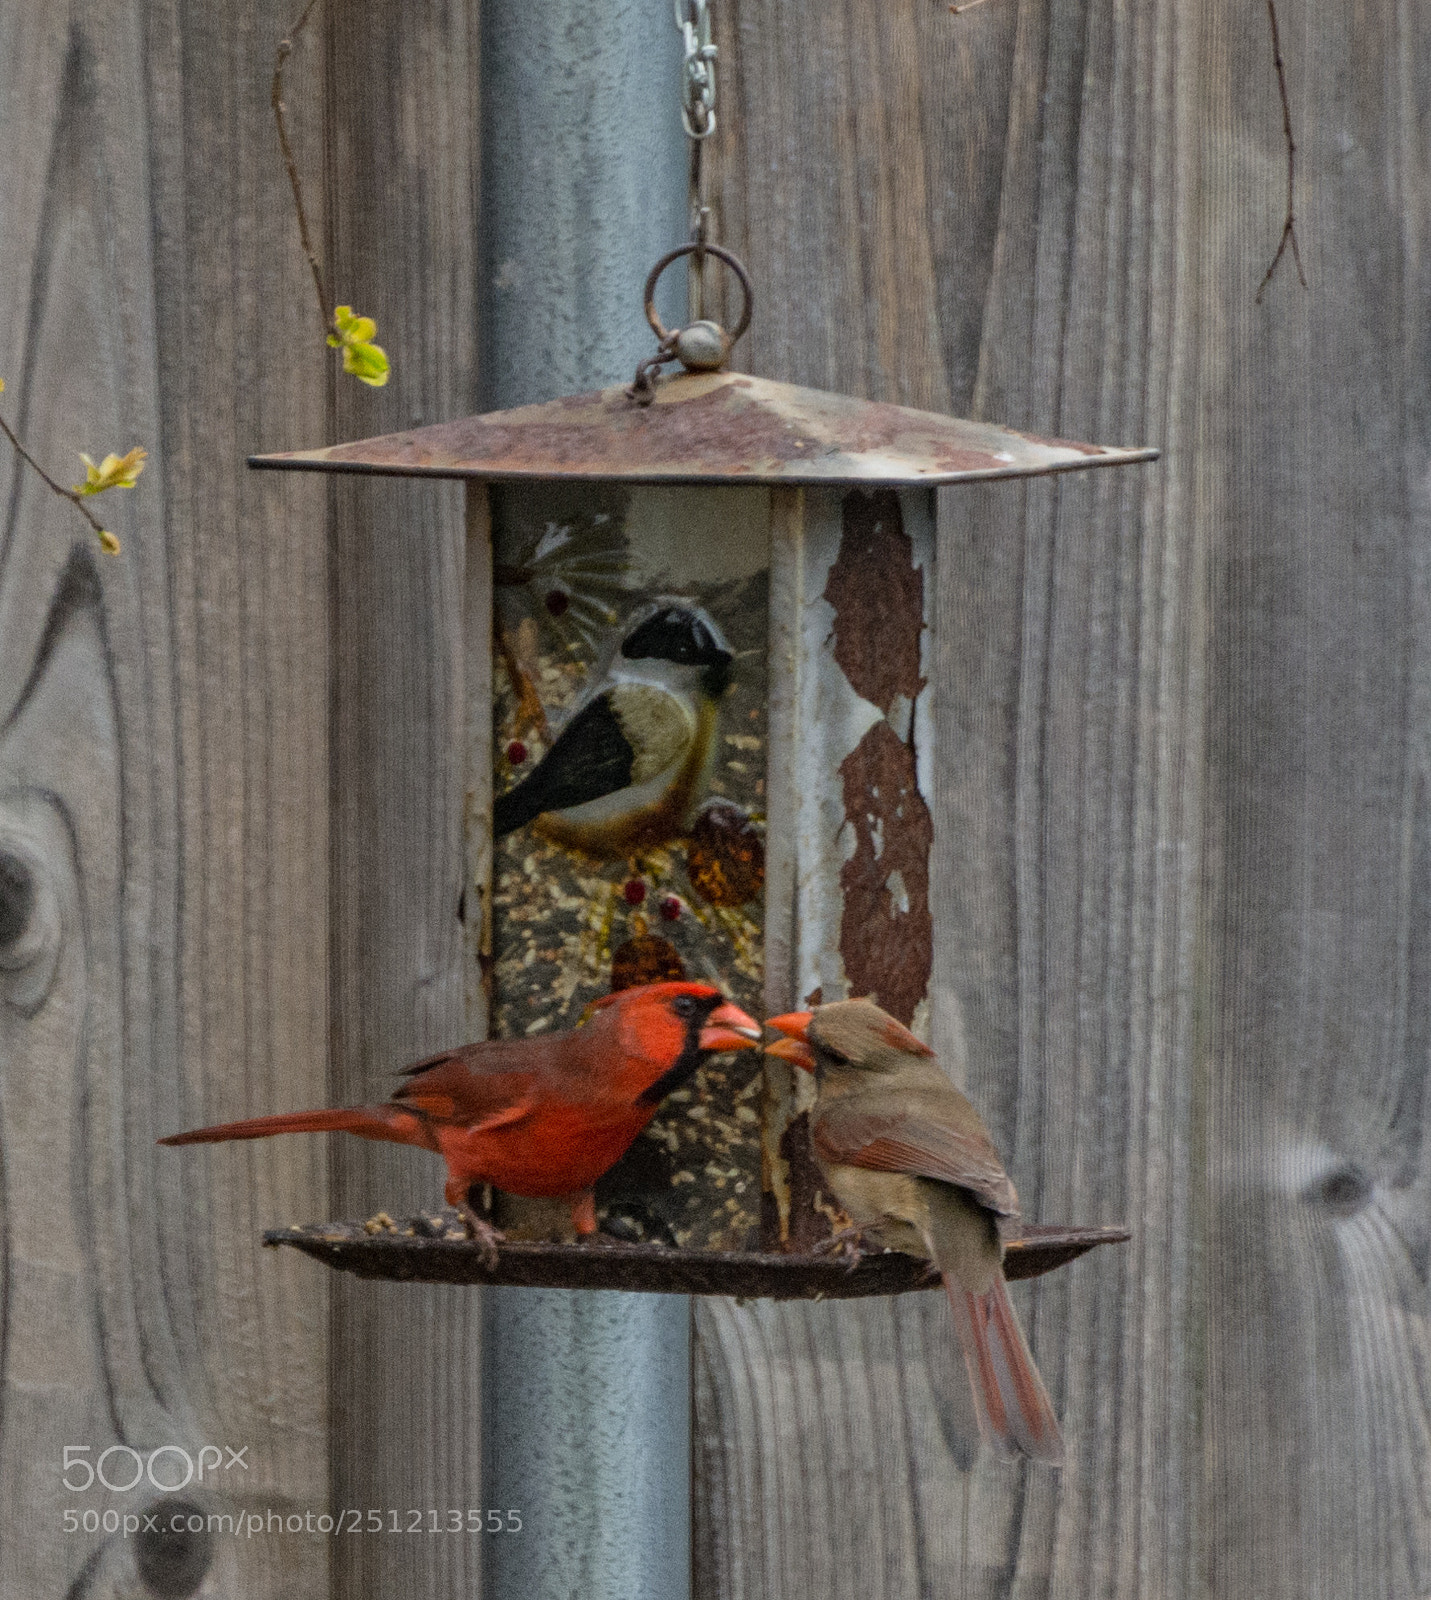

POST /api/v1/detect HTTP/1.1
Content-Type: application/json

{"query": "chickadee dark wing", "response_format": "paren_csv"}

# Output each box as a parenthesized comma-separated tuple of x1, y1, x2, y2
(810, 1100, 1020, 1219)
(493, 693, 636, 836)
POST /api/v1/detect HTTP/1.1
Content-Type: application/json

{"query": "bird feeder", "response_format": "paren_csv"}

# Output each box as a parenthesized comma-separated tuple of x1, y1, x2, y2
(252, 248, 1148, 1296)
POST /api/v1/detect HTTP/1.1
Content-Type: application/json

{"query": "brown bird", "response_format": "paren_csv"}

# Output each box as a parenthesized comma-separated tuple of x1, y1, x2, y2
(161, 981, 761, 1256)
(766, 999, 1063, 1465)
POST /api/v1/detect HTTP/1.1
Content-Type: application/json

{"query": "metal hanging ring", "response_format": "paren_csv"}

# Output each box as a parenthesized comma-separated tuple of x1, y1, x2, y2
(642, 244, 753, 349)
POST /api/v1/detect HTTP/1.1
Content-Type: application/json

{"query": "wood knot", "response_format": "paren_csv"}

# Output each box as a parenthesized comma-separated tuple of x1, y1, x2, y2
(1310, 1164, 1373, 1216)
(0, 834, 63, 1014)
(135, 1497, 212, 1596)
(0, 853, 34, 950)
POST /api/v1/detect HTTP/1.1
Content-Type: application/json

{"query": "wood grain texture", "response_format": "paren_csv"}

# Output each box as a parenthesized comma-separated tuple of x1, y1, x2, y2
(701, 2, 1431, 1597)
(322, 2, 484, 1597)
(0, 3, 330, 1594)
(1200, 2, 1431, 1596)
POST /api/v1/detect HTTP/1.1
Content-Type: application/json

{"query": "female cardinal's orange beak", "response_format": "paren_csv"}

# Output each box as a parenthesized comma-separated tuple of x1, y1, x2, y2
(764, 1011, 816, 1072)
(699, 1002, 764, 1052)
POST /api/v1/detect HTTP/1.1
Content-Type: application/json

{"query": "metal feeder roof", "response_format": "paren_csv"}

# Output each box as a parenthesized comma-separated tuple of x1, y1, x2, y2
(249, 370, 1159, 486)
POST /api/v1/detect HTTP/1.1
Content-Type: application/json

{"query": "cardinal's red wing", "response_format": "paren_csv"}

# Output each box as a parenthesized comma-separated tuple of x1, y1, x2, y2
(391, 1052, 538, 1129)
(810, 1100, 1019, 1219)
(396, 1034, 560, 1081)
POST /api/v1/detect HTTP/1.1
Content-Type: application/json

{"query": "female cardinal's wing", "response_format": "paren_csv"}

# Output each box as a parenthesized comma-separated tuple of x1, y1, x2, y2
(811, 1097, 1020, 1219)
(493, 684, 693, 836)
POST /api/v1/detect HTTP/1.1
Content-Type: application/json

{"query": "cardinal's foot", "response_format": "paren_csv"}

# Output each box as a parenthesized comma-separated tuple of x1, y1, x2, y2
(456, 1205, 505, 1269)
(812, 1225, 872, 1271)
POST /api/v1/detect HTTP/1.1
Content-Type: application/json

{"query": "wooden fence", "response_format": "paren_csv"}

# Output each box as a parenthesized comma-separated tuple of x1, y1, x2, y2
(2, 1, 1428, 1596)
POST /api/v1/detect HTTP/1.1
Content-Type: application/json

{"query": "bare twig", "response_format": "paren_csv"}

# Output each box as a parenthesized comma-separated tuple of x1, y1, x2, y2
(273, 0, 329, 339)
(0, 411, 117, 550)
(948, 0, 993, 12)
(1256, 0, 1308, 303)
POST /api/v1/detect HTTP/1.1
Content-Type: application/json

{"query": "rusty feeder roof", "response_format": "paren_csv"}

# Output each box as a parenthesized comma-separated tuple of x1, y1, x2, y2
(249, 369, 1158, 485)
(250, 356, 1142, 1298)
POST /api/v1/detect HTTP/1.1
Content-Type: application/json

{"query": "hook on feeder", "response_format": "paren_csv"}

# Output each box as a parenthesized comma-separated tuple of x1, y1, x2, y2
(627, 243, 754, 404)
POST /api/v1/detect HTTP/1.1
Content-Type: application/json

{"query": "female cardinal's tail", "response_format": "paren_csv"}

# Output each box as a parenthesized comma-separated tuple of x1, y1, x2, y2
(159, 1105, 424, 1148)
(944, 1271, 1064, 1466)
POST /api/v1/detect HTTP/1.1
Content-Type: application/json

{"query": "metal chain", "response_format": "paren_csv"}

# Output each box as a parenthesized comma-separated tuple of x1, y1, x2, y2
(676, 0, 717, 321)
(676, 0, 717, 139)
(626, 0, 724, 401)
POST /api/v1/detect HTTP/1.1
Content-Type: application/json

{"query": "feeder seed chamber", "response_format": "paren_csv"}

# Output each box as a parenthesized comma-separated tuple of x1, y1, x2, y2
(252, 251, 1150, 1298)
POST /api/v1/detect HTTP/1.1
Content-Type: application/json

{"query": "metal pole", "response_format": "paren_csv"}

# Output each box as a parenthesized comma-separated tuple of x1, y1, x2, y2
(480, 1, 686, 410)
(478, 7, 690, 1600)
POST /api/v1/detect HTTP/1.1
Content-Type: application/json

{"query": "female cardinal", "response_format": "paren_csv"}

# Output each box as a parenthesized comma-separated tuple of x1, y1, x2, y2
(161, 981, 760, 1257)
(766, 999, 1063, 1465)
(493, 600, 733, 859)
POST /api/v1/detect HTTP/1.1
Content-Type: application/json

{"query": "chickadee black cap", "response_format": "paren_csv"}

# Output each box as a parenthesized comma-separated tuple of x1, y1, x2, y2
(621, 604, 733, 695)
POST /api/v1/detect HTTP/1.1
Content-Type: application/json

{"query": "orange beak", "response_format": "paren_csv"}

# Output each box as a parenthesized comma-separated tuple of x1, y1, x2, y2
(699, 1001, 764, 1053)
(764, 1010, 816, 1072)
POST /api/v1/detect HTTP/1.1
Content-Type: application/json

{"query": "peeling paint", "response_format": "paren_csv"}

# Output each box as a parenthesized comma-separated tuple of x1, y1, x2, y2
(823, 489, 926, 714)
(760, 486, 937, 1247)
(828, 490, 934, 1026)
(837, 722, 933, 1025)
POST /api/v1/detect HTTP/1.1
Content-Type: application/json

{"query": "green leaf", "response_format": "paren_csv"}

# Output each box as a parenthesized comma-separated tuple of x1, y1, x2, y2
(328, 305, 390, 387)
(74, 447, 147, 495)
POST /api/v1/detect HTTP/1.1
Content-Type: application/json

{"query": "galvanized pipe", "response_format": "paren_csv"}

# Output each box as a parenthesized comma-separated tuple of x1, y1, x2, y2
(480, 0, 686, 412)
(478, 6, 690, 1600)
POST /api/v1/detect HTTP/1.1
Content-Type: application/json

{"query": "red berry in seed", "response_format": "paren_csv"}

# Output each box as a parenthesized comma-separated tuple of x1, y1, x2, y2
(506, 740, 528, 765)
(622, 878, 646, 906)
(659, 894, 682, 922)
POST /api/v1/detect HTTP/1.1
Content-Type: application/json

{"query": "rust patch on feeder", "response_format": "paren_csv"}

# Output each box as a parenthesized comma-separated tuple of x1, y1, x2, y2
(823, 490, 926, 716)
(1013, 430, 1107, 456)
(836, 724, 934, 1025)
(826, 491, 933, 1025)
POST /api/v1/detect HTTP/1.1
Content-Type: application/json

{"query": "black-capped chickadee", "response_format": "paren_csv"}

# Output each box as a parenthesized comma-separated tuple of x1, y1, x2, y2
(494, 600, 734, 860)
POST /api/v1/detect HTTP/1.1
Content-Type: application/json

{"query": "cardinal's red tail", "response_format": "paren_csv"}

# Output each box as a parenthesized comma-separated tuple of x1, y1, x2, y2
(944, 1271, 1064, 1466)
(159, 1105, 425, 1148)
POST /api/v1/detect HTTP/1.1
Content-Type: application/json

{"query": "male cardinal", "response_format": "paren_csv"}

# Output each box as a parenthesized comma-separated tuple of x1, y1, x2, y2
(161, 982, 760, 1256)
(766, 999, 1063, 1465)
(493, 600, 733, 859)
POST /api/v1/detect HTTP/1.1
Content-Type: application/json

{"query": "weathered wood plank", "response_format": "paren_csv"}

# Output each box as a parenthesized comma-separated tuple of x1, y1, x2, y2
(323, 1, 484, 1596)
(707, 0, 1431, 1594)
(1200, 1, 1431, 1595)
(0, 2, 330, 1594)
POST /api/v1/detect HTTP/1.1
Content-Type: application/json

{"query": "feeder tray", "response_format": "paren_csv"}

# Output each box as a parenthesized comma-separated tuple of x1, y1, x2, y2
(266, 1216, 1131, 1298)
(248, 296, 1154, 1297)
